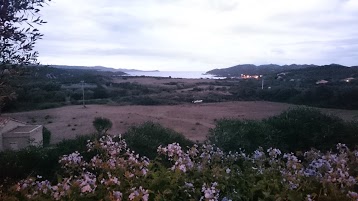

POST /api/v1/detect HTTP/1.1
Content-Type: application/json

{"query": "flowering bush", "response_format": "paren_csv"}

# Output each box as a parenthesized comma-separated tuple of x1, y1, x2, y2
(3, 135, 358, 201)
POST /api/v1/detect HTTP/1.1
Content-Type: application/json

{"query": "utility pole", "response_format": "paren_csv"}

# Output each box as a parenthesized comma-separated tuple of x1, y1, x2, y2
(81, 80, 86, 108)
(261, 75, 264, 89)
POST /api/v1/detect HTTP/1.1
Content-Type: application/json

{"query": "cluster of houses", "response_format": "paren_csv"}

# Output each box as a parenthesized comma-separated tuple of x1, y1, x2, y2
(0, 117, 43, 151)
(240, 74, 262, 79)
(276, 72, 355, 85)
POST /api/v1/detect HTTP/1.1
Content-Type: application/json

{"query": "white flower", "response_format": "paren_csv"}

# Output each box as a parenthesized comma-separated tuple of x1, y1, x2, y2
(226, 168, 231, 174)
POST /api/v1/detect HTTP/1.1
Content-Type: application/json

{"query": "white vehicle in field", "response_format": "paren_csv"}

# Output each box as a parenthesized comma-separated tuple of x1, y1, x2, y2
(192, 100, 203, 104)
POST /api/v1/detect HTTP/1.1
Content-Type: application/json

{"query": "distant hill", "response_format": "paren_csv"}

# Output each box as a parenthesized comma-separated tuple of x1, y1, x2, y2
(206, 64, 327, 77)
(279, 64, 358, 82)
(17, 65, 127, 83)
(48, 65, 159, 73)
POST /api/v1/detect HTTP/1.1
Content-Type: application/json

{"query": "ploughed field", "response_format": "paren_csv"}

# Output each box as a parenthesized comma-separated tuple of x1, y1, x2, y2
(4, 101, 358, 144)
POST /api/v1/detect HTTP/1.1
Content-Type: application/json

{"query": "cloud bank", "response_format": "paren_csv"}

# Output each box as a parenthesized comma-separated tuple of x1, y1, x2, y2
(37, 0, 358, 70)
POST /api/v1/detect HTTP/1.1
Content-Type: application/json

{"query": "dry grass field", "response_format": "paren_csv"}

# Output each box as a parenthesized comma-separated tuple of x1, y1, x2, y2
(4, 101, 358, 144)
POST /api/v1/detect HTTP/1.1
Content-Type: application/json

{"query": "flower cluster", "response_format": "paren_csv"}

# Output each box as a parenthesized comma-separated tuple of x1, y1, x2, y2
(15, 177, 52, 199)
(8, 136, 358, 201)
(77, 172, 97, 193)
(201, 182, 220, 201)
(59, 151, 87, 173)
(158, 143, 195, 172)
(303, 144, 356, 188)
(281, 152, 305, 189)
(128, 186, 149, 201)
(15, 135, 149, 200)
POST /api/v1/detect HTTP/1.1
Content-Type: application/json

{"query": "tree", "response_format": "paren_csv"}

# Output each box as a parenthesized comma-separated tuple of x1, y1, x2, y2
(93, 117, 113, 135)
(0, 0, 50, 113)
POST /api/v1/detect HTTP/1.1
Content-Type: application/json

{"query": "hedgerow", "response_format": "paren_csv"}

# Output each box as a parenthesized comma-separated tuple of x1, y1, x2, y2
(208, 107, 358, 153)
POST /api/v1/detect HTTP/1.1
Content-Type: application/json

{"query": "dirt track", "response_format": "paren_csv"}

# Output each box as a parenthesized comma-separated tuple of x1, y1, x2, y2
(4, 101, 358, 144)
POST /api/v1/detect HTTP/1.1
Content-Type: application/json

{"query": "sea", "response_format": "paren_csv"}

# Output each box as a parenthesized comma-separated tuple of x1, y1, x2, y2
(127, 71, 223, 79)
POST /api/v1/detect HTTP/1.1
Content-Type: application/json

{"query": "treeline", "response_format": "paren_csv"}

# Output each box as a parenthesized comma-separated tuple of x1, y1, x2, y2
(229, 83, 358, 109)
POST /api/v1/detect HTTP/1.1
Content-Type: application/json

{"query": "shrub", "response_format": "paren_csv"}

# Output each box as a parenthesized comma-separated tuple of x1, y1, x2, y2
(209, 107, 358, 153)
(265, 107, 358, 152)
(208, 119, 279, 153)
(93, 117, 113, 135)
(42, 127, 51, 147)
(124, 122, 193, 159)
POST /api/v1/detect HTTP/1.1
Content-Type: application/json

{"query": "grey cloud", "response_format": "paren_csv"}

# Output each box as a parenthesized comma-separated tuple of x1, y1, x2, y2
(38, 7, 156, 54)
(75, 47, 219, 63)
(35, 0, 358, 69)
(268, 7, 358, 35)
(279, 39, 358, 66)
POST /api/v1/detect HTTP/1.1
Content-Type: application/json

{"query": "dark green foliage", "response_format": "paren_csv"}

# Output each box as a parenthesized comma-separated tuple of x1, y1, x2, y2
(42, 127, 51, 147)
(0, 122, 193, 185)
(124, 122, 193, 159)
(93, 117, 112, 135)
(265, 108, 358, 151)
(206, 64, 355, 78)
(208, 107, 358, 153)
(208, 119, 279, 153)
(37, 102, 64, 110)
(54, 135, 96, 157)
(222, 65, 358, 109)
(0, 135, 95, 185)
(288, 86, 358, 109)
(93, 86, 108, 99)
(130, 96, 161, 105)
(1, 66, 128, 112)
(0, 0, 50, 66)
(0, 0, 50, 112)
(111, 82, 152, 94)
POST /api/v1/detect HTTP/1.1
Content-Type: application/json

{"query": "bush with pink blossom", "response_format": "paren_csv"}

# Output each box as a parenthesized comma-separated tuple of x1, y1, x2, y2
(2, 135, 358, 201)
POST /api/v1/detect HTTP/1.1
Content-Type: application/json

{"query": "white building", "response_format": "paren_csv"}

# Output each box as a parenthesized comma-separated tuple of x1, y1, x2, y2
(316, 80, 329, 85)
(0, 117, 43, 151)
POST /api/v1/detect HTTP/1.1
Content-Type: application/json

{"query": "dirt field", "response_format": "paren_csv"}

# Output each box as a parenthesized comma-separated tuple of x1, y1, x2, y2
(4, 101, 358, 144)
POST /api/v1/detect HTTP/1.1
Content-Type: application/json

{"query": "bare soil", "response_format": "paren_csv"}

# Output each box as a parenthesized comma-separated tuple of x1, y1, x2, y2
(4, 101, 358, 144)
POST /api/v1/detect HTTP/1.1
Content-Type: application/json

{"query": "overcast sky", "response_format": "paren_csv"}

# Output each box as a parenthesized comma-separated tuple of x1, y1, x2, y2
(37, 0, 358, 71)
